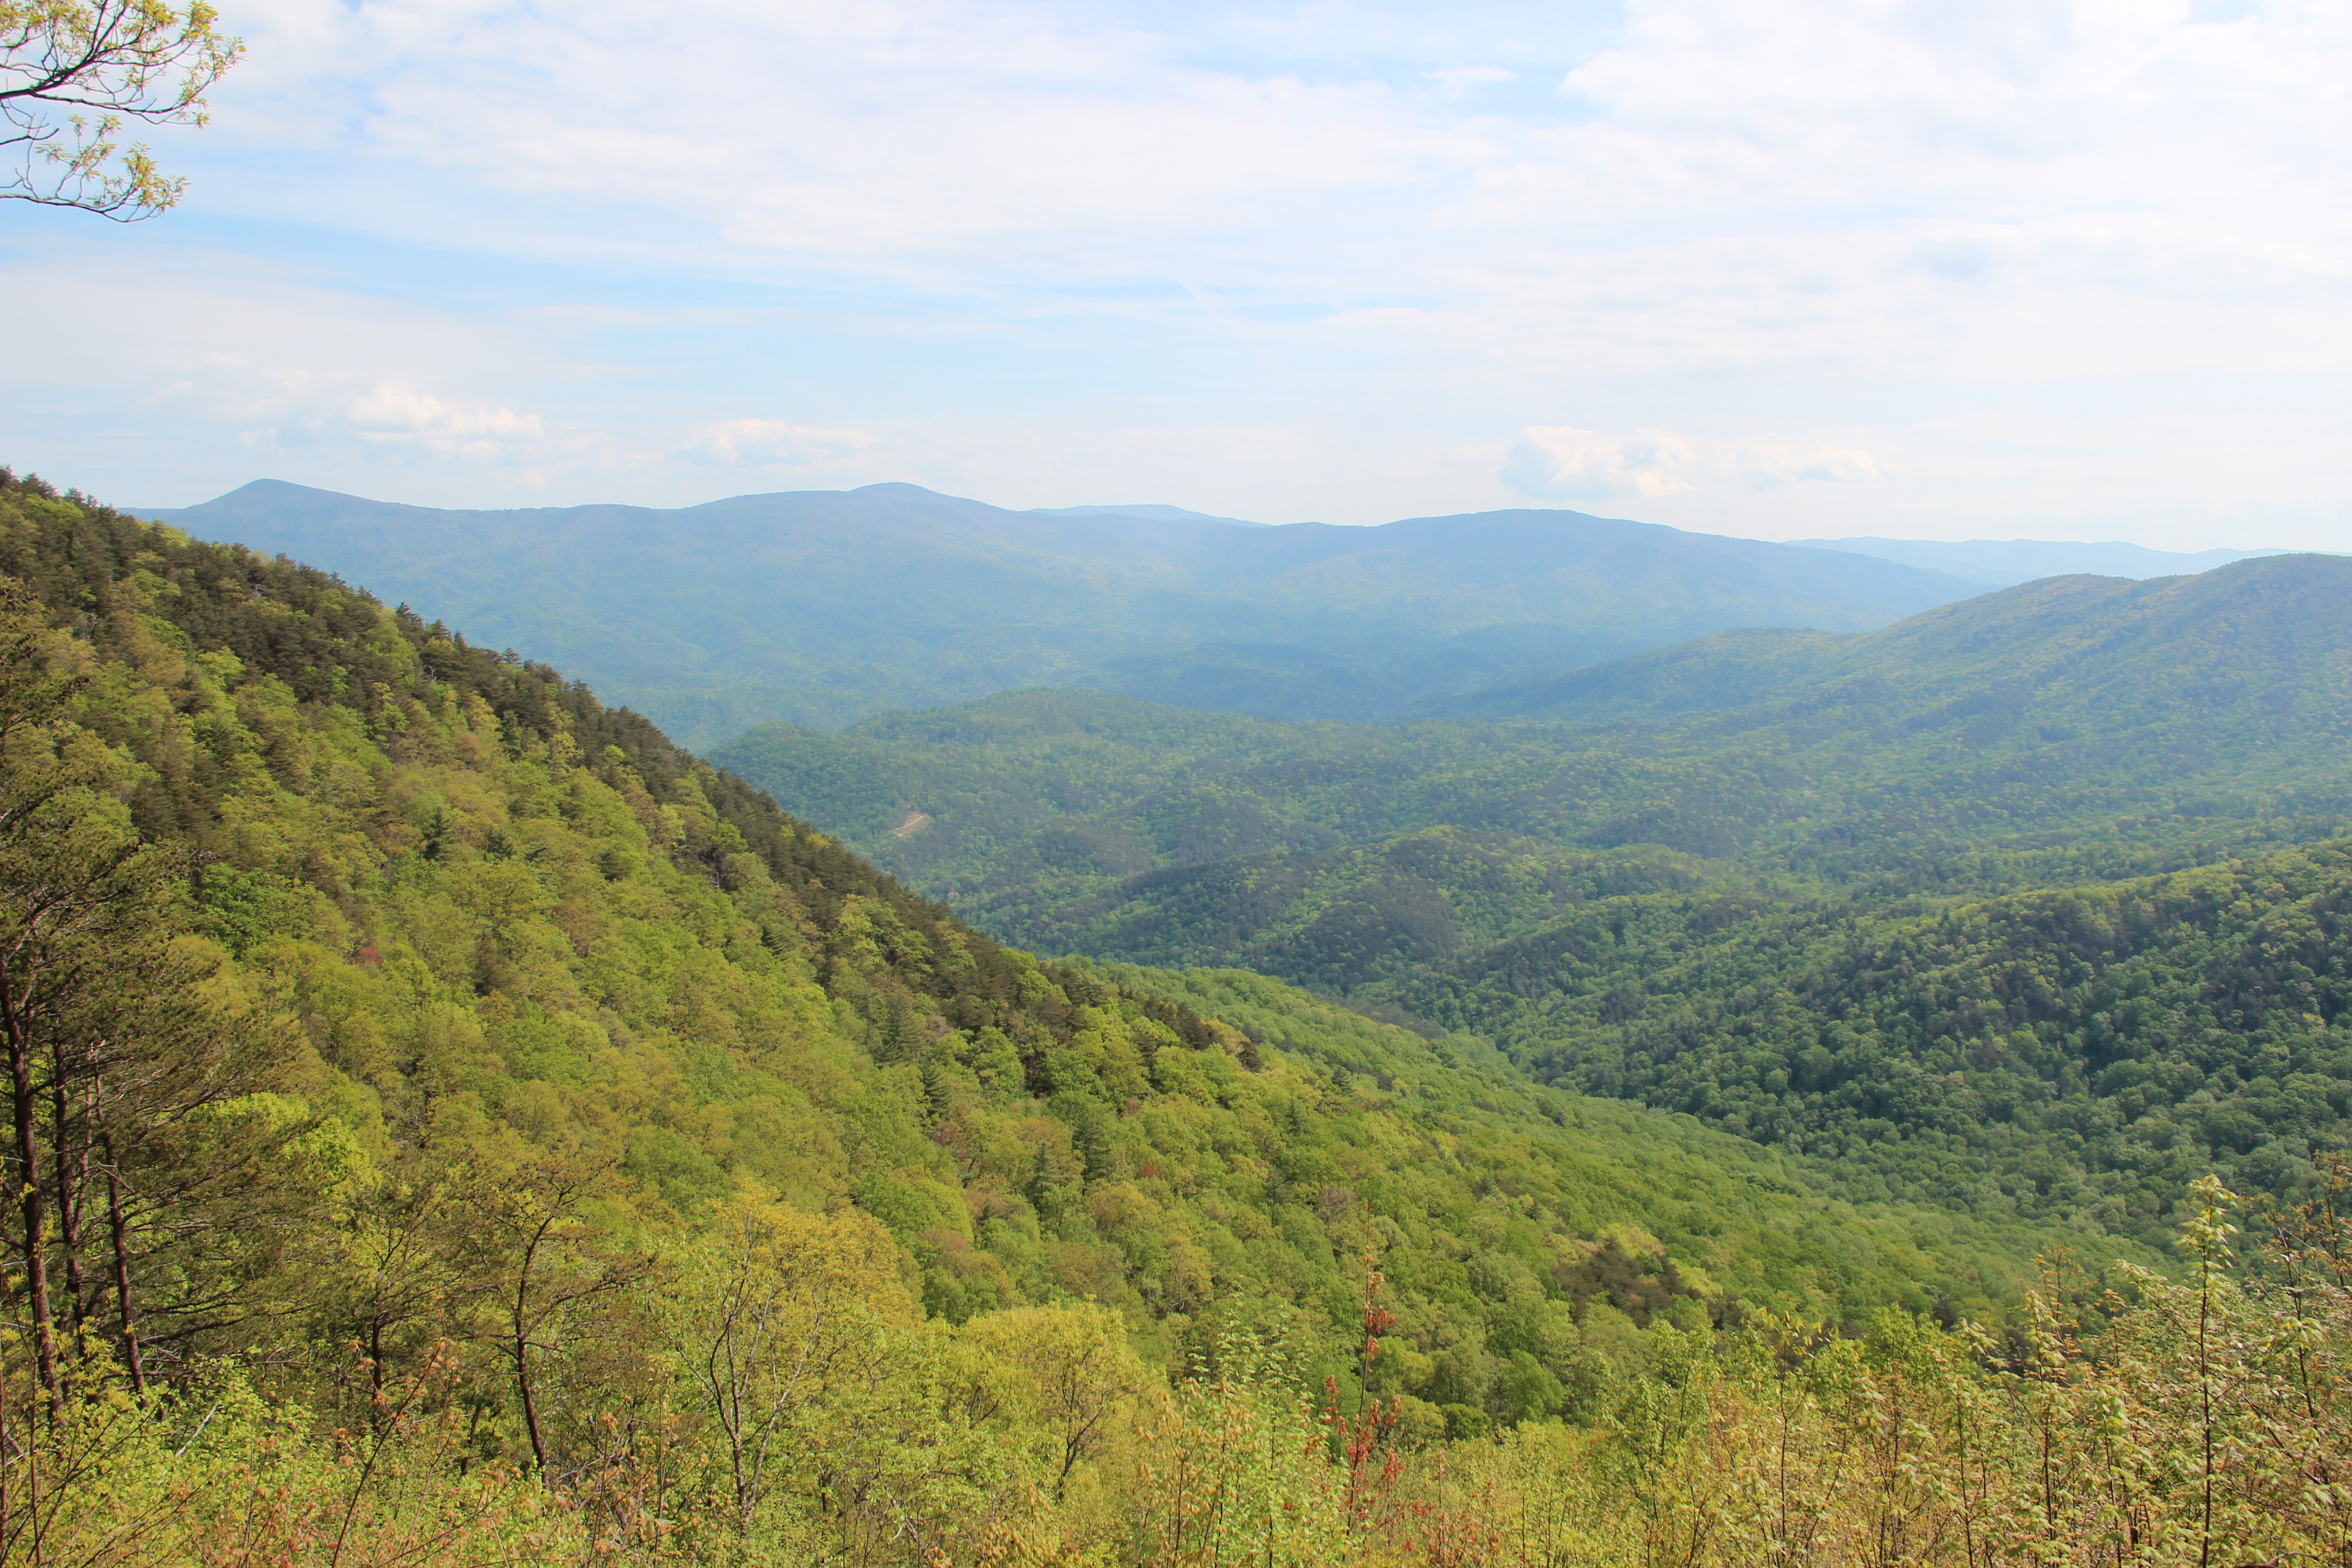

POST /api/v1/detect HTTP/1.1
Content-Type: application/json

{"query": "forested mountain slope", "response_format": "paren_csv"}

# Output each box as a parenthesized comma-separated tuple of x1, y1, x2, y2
(712, 559, 2352, 1247)
(1366, 836, 2352, 1239)
(0, 468, 2110, 1553)
(133, 478, 1974, 741)
(720, 557, 2352, 898)
(1452, 555, 2351, 735)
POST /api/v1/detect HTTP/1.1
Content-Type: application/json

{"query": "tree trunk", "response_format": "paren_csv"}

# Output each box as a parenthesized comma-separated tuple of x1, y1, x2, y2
(99, 1134, 142, 1397)
(0, 1339, 10, 1547)
(50, 1080, 88, 1350)
(0, 962, 62, 1416)
(514, 1320, 546, 1475)
(512, 1230, 549, 1475)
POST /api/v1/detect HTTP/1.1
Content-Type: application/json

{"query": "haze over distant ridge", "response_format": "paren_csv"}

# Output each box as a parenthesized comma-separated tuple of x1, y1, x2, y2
(1793, 536, 2295, 587)
(137, 477, 1976, 747)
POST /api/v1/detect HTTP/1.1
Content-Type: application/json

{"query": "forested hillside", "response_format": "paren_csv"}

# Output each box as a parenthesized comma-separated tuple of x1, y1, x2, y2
(713, 559, 2352, 1248)
(137, 479, 1975, 742)
(721, 557, 2352, 902)
(3, 468, 2125, 1563)
(1369, 837, 2352, 1240)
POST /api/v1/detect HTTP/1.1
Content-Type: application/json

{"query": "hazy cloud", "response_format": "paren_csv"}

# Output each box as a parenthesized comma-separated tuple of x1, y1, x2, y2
(1736, 444, 1888, 485)
(346, 386, 546, 460)
(1503, 427, 1697, 501)
(678, 419, 877, 468)
(1427, 65, 1517, 95)
(1503, 427, 1891, 502)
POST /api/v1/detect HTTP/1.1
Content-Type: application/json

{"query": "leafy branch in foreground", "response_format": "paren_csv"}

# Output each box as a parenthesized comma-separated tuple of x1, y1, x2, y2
(0, 1, 240, 217)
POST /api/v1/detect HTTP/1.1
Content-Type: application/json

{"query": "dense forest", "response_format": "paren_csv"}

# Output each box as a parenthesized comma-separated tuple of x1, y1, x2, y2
(10, 468, 2351, 1565)
(712, 561, 2352, 1252)
(716, 556, 2352, 904)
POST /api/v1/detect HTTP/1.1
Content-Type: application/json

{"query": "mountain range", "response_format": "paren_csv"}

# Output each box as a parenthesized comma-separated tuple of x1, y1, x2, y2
(135, 478, 1982, 744)
(716, 553, 2352, 893)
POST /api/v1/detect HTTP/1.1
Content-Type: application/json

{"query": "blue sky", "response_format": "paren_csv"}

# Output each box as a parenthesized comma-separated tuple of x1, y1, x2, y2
(3, 0, 2347, 546)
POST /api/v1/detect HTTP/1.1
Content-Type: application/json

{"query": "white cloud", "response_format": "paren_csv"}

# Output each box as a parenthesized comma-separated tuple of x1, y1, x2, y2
(1502, 426, 1697, 500)
(240, 0, 1499, 275)
(1427, 65, 1517, 95)
(1735, 443, 1886, 485)
(1501, 427, 1892, 503)
(184, 1, 2352, 350)
(677, 419, 876, 469)
(346, 386, 546, 459)
(152, 353, 331, 426)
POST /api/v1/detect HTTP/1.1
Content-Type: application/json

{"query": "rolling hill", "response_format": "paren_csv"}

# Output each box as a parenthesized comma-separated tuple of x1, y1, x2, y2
(715, 556, 2352, 902)
(1451, 554, 2352, 733)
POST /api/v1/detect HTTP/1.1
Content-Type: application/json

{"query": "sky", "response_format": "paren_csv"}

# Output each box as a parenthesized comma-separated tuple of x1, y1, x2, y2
(3, 0, 2348, 547)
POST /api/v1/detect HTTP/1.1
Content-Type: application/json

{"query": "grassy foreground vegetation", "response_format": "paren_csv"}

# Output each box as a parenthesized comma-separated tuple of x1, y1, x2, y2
(4, 471, 2347, 1565)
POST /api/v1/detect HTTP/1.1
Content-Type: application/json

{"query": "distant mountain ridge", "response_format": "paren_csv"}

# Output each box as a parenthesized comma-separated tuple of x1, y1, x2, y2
(1445, 552, 2352, 738)
(1793, 535, 2293, 586)
(135, 478, 1980, 745)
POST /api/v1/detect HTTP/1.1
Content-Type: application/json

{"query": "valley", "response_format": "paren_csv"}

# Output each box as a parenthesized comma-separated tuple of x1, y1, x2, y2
(6, 466, 2345, 1563)
(713, 555, 2352, 1247)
